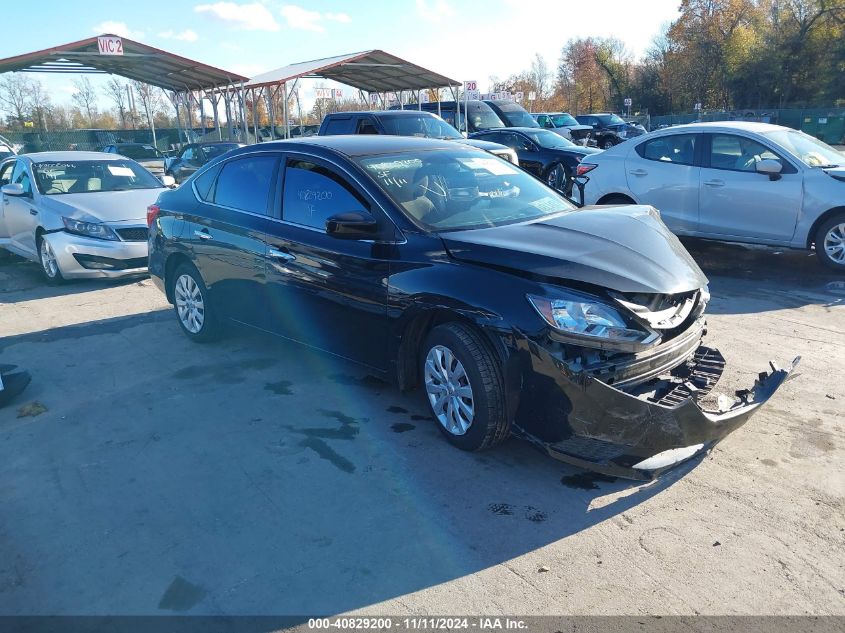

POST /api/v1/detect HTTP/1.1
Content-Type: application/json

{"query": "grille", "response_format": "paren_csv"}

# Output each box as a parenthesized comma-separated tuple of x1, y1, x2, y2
(116, 227, 149, 242)
(655, 347, 725, 406)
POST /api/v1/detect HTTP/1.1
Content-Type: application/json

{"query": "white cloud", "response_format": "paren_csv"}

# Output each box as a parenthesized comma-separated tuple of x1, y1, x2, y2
(325, 12, 351, 23)
(280, 5, 324, 32)
(194, 2, 281, 32)
(158, 29, 199, 42)
(92, 21, 144, 40)
(415, 0, 455, 23)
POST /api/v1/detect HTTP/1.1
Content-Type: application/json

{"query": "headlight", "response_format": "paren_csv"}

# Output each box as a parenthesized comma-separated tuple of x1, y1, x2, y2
(62, 217, 119, 241)
(528, 292, 659, 351)
(617, 129, 628, 139)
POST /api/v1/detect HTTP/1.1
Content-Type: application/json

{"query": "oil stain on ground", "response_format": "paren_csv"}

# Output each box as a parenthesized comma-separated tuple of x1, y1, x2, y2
(391, 422, 415, 433)
(264, 380, 293, 395)
(560, 472, 618, 490)
(487, 503, 548, 523)
(158, 575, 207, 611)
(280, 409, 366, 473)
(298, 437, 356, 474)
(387, 405, 408, 414)
(171, 358, 278, 384)
(328, 373, 387, 390)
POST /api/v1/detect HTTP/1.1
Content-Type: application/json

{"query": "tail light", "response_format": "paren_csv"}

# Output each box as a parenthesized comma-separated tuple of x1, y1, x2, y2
(576, 163, 597, 177)
(146, 204, 160, 227)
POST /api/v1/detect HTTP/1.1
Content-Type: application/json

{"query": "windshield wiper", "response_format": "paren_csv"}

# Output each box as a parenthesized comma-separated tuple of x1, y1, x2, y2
(817, 164, 842, 169)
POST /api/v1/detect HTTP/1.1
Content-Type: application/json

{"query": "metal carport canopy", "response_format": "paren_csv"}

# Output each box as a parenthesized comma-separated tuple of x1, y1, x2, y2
(243, 50, 460, 92)
(0, 34, 247, 91)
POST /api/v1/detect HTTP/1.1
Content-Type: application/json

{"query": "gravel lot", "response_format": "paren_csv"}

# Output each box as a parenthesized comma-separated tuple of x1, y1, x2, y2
(0, 241, 843, 616)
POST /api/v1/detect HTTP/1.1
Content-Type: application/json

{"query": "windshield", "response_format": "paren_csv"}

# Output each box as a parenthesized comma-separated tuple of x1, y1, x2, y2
(358, 149, 575, 232)
(523, 129, 577, 150)
(764, 130, 844, 167)
(33, 160, 163, 195)
(596, 114, 626, 126)
(116, 145, 162, 160)
(551, 113, 579, 127)
(466, 104, 505, 131)
(200, 144, 240, 162)
(382, 115, 462, 139)
(494, 102, 540, 127)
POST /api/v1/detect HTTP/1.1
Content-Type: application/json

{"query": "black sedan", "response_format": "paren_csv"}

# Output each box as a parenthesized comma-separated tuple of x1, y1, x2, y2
(147, 136, 794, 479)
(575, 113, 646, 149)
(165, 141, 244, 184)
(470, 127, 602, 195)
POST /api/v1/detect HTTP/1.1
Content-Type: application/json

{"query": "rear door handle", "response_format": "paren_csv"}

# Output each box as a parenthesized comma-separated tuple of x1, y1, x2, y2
(629, 169, 648, 176)
(29, 209, 38, 215)
(268, 247, 295, 261)
(193, 229, 212, 240)
(704, 179, 725, 187)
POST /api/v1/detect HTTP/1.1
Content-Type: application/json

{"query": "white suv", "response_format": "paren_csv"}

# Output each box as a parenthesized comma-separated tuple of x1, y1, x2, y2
(579, 121, 845, 270)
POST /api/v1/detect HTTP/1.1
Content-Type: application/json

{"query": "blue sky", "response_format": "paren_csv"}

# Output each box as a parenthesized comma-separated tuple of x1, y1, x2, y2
(0, 0, 682, 110)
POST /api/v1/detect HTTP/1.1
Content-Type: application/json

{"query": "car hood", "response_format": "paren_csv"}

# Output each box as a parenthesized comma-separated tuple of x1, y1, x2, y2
(439, 205, 707, 294)
(458, 138, 510, 152)
(555, 146, 603, 157)
(824, 166, 845, 182)
(564, 124, 593, 133)
(135, 158, 165, 169)
(40, 189, 165, 223)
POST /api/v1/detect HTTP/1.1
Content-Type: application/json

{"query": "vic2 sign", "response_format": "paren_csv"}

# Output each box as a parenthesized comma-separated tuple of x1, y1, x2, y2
(98, 36, 124, 56)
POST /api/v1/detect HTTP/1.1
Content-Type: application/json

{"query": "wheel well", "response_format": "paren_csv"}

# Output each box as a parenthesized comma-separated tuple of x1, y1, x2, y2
(597, 193, 635, 205)
(396, 309, 502, 392)
(163, 253, 192, 303)
(806, 207, 845, 248)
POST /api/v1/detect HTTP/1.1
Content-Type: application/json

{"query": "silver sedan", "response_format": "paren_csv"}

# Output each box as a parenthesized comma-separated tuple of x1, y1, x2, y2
(0, 151, 173, 283)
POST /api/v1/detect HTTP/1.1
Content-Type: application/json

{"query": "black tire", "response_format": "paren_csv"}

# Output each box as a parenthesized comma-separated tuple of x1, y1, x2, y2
(171, 262, 221, 342)
(545, 163, 572, 196)
(814, 213, 845, 271)
(420, 322, 510, 451)
(601, 138, 616, 150)
(37, 234, 65, 285)
(601, 194, 635, 206)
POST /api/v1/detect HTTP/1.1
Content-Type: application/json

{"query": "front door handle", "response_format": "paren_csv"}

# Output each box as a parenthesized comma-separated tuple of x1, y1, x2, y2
(268, 247, 295, 261)
(193, 229, 212, 240)
(29, 209, 38, 215)
(704, 179, 725, 187)
(629, 169, 648, 176)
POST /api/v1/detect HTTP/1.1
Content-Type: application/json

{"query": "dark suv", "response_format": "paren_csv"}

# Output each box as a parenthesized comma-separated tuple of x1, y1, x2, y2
(319, 110, 518, 165)
(575, 113, 646, 149)
(482, 100, 540, 129)
(395, 101, 506, 134)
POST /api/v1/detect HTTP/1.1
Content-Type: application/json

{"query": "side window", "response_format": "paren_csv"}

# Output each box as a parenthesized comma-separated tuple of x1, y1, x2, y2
(181, 147, 194, 161)
(357, 118, 379, 135)
(282, 160, 368, 231)
(537, 115, 550, 128)
(636, 134, 697, 166)
(11, 160, 31, 194)
(0, 161, 14, 185)
(212, 155, 277, 214)
(440, 110, 456, 127)
(501, 132, 531, 151)
(708, 134, 785, 172)
(323, 118, 353, 135)
(193, 164, 220, 201)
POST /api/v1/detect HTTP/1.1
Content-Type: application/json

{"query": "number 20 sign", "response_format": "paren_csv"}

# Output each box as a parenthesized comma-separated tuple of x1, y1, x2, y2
(98, 36, 124, 55)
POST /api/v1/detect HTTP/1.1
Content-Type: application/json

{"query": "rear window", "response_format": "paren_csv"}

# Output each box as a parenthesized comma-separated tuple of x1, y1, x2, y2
(323, 118, 354, 135)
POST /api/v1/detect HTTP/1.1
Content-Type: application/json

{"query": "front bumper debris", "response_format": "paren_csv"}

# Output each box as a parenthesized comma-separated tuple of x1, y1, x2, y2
(515, 345, 799, 480)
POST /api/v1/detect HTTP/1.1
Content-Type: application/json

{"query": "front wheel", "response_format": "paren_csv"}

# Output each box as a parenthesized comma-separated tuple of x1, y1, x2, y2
(600, 138, 615, 150)
(546, 163, 571, 195)
(38, 235, 64, 285)
(421, 323, 510, 452)
(172, 263, 221, 342)
(815, 214, 845, 270)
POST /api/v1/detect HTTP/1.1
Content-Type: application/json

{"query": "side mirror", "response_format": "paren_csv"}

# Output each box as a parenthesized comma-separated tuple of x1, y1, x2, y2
(160, 175, 176, 188)
(326, 211, 379, 240)
(1, 183, 25, 197)
(756, 158, 783, 180)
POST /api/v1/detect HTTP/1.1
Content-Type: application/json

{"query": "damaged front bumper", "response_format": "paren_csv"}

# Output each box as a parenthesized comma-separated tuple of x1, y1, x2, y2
(514, 342, 799, 480)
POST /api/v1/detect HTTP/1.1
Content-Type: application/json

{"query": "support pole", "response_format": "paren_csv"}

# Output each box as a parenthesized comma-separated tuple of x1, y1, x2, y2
(239, 81, 248, 139)
(282, 82, 289, 140)
(251, 87, 259, 143)
(212, 86, 221, 141)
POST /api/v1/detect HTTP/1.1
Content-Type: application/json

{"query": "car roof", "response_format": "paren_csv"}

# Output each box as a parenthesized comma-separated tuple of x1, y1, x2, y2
(24, 151, 123, 163)
(659, 121, 790, 134)
(240, 135, 470, 157)
(328, 110, 438, 118)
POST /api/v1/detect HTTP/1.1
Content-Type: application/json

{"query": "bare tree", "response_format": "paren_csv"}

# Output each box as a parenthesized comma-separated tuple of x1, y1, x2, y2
(103, 77, 129, 129)
(530, 54, 552, 100)
(0, 74, 35, 126)
(71, 77, 98, 125)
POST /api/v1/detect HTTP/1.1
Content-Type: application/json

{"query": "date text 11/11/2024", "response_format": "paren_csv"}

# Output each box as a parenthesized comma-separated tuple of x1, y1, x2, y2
(307, 617, 529, 630)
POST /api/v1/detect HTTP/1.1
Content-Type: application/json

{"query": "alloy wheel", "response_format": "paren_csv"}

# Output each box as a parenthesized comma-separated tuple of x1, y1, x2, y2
(823, 223, 845, 264)
(546, 165, 563, 190)
(40, 239, 59, 278)
(424, 344, 475, 435)
(174, 273, 205, 334)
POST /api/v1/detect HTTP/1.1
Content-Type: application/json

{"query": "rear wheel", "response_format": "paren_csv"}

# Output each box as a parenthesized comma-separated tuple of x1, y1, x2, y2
(420, 323, 510, 452)
(38, 235, 64, 285)
(172, 263, 221, 342)
(600, 194, 635, 206)
(545, 163, 572, 196)
(815, 213, 845, 270)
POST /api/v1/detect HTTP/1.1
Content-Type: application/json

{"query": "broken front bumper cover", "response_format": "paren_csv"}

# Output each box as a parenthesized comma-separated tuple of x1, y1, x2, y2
(516, 346, 800, 480)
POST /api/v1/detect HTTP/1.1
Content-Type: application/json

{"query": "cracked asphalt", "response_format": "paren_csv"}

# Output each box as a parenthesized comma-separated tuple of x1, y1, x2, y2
(0, 240, 843, 616)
